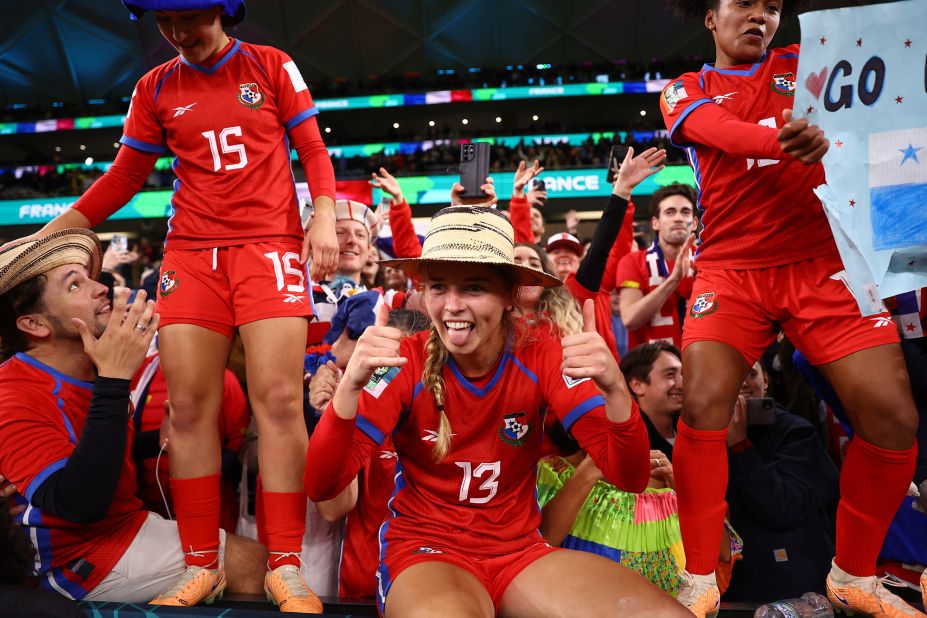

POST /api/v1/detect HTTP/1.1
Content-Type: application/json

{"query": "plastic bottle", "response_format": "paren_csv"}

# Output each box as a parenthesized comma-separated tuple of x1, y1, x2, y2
(753, 592, 834, 618)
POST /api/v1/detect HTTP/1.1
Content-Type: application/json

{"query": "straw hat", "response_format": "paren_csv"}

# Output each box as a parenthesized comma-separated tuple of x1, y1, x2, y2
(379, 206, 561, 288)
(0, 229, 102, 297)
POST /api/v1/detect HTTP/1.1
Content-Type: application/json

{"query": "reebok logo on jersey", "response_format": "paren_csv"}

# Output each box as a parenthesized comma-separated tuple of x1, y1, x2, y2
(712, 91, 738, 104)
(870, 317, 894, 328)
(172, 103, 197, 117)
(422, 429, 456, 442)
(282, 293, 304, 304)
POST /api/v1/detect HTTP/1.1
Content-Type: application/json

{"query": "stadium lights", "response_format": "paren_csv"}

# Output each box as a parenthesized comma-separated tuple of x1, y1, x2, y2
(55, 146, 61, 152)
(428, 120, 436, 127)
(79, 144, 86, 150)
(324, 127, 331, 133)
(84, 157, 93, 166)
(532, 114, 539, 121)
(495, 116, 502, 123)
(113, 142, 119, 148)
(640, 110, 647, 116)
(392, 122, 400, 129)
(461, 118, 469, 125)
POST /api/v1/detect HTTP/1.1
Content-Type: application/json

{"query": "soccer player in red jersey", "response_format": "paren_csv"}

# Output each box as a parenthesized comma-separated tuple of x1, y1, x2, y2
(662, 2, 922, 616)
(304, 203, 689, 617)
(25, 1, 338, 611)
(615, 184, 696, 349)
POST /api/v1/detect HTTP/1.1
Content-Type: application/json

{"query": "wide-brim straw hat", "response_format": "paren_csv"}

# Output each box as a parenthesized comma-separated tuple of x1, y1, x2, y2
(0, 228, 102, 297)
(379, 206, 561, 288)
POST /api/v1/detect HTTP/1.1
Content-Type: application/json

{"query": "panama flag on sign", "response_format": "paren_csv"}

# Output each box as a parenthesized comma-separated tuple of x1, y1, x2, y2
(869, 128, 927, 251)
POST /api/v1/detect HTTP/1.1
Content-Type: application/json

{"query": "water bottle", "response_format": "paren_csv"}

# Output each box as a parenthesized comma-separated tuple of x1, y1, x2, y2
(754, 592, 833, 618)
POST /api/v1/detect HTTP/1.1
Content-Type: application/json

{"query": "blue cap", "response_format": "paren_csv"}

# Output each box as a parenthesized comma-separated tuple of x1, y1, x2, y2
(121, 0, 246, 24)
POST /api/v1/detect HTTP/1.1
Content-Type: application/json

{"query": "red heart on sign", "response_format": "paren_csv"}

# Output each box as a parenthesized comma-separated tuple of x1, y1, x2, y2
(805, 67, 828, 100)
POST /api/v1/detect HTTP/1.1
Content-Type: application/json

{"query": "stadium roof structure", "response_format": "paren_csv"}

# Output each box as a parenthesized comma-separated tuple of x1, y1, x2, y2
(0, 0, 889, 108)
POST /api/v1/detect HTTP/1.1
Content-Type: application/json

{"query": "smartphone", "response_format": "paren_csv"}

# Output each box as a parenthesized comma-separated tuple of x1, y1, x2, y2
(111, 233, 128, 254)
(606, 145, 631, 184)
(459, 142, 491, 199)
(746, 397, 776, 426)
(530, 177, 547, 192)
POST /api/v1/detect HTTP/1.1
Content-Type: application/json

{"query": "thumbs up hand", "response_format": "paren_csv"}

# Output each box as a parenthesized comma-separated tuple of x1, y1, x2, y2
(341, 300, 407, 392)
(561, 299, 623, 396)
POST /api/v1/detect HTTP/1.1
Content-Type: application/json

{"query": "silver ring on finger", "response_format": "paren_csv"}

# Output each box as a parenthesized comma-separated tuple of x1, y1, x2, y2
(135, 323, 147, 331)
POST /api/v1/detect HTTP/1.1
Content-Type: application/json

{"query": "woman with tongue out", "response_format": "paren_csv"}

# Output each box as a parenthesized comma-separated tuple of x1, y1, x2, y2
(305, 200, 689, 616)
(663, 1, 921, 617)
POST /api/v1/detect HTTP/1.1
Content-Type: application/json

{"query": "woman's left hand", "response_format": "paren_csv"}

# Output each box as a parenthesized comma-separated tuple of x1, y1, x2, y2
(451, 177, 497, 207)
(778, 108, 830, 164)
(561, 299, 621, 395)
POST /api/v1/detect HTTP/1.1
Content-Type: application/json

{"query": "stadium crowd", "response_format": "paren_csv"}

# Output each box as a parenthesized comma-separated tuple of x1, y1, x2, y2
(1, 0, 926, 617)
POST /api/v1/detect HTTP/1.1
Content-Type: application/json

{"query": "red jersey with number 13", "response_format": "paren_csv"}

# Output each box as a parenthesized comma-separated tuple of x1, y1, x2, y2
(661, 45, 838, 269)
(122, 39, 317, 249)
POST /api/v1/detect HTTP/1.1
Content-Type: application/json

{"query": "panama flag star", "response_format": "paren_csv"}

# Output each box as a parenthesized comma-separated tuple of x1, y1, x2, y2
(899, 143, 922, 166)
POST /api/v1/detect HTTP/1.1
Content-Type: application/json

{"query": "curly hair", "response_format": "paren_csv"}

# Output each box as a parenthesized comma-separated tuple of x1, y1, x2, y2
(649, 183, 698, 219)
(667, 0, 813, 21)
(0, 502, 36, 584)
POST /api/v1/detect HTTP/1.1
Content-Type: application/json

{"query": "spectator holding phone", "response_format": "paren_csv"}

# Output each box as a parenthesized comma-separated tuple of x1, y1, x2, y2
(723, 360, 839, 603)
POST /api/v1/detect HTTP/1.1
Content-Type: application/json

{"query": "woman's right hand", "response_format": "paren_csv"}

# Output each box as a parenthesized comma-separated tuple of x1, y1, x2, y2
(341, 304, 407, 392)
(778, 108, 830, 164)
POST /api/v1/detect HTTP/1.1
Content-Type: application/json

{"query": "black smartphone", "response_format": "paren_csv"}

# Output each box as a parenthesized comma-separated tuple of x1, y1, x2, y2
(746, 397, 776, 425)
(459, 142, 491, 199)
(606, 145, 631, 184)
(530, 177, 547, 192)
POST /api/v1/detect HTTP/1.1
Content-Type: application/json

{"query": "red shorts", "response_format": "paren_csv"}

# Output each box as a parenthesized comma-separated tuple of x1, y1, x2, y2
(682, 254, 899, 366)
(156, 241, 316, 338)
(376, 538, 558, 614)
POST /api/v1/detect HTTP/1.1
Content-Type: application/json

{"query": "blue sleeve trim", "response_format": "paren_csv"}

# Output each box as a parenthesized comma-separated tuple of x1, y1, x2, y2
(510, 356, 538, 384)
(25, 458, 68, 502)
(669, 98, 713, 148)
(285, 107, 319, 131)
(561, 395, 605, 432)
(119, 136, 166, 154)
(357, 414, 386, 445)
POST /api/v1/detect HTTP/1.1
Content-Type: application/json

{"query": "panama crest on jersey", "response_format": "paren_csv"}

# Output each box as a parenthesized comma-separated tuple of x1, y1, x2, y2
(770, 72, 795, 97)
(237, 82, 264, 109)
(499, 411, 530, 447)
(689, 291, 719, 319)
(159, 270, 179, 297)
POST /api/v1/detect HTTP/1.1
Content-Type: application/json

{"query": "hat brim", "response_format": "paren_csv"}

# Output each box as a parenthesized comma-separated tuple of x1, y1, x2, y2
(378, 256, 562, 288)
(0, 229, 102, 297)
(545, 240, 584, 256)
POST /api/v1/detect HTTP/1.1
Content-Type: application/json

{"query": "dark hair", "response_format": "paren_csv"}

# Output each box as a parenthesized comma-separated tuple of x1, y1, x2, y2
(387, 309, 430, 335)
(650, 183, 697, 219)
(514, 242, 557, 278)
(0, 275, 47, 360)
(0, 502, 36, 584)
(667, 0, 812, 21)
(619, 342, 682, 396)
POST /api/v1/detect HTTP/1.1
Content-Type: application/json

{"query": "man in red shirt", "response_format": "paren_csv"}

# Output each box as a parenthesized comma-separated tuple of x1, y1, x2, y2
(0, 230, 265, 603)
(616, 183, 696, 349)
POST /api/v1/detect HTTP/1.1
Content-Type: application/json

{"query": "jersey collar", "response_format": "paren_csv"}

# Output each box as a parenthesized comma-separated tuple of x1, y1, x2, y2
(447, 350, 511, 398)
(180, 38, 240, 75)
(15, 353, 94, 390)
(701, 50, 770, 77)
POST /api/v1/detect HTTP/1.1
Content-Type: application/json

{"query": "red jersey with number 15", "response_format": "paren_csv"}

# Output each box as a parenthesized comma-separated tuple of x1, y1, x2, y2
(661, 45, 838, 269)
(121, 39, 317, 249)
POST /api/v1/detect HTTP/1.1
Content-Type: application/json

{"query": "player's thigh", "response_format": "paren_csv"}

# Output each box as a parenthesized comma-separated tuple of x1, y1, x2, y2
(229, 242, 314, 327)
(500, 549, 686, 618)
(681, 340, 751, 430)
(86, 512, 228, 603)
(817, 344, 918, 448)
(158, 323, 232, 420)
(385, 561, 494, 618)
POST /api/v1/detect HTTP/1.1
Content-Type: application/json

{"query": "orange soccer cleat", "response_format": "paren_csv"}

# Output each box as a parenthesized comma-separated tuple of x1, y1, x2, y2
(264, 564, 324, 614)
(149, 565, 226, 607)
(826, 561, 926, 617)
(676, 570, 721, 618)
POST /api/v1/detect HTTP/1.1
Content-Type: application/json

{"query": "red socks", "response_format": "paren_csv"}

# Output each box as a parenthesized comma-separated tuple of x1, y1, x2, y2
(262, 491, 307, 569)
(835, 437, 917, 577)
(674, 421, 730, 575)
(171, 474, 221, 568)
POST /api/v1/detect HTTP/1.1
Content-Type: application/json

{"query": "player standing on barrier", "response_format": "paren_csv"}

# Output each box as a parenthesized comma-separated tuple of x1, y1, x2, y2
(25, 0, 338, 611)
(305, 203, 690, 617)
(661, 1, 922, 616)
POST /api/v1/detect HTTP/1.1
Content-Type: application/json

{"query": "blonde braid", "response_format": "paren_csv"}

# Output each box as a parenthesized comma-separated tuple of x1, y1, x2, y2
(422, 327, 452, 462)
